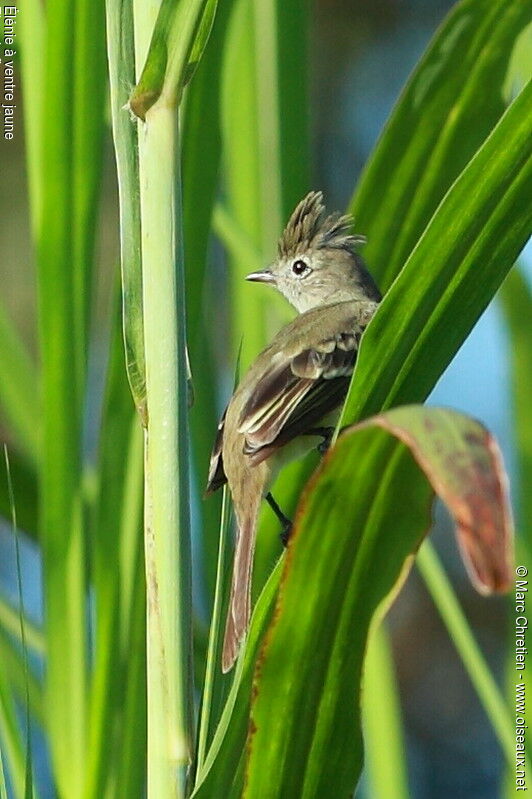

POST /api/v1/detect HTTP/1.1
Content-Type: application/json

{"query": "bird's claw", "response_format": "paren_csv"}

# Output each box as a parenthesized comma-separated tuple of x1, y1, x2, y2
(280, 521, 293, 548)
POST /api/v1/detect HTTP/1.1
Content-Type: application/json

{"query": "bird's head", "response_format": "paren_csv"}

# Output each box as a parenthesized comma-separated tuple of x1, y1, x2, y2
(246, 191, 381, 312)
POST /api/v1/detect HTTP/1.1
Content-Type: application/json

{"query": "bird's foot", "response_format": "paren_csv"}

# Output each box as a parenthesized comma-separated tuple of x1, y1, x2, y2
(266, 492, 293, 548)
(280, 520, 293, 548)
(307, 426, 335, 455)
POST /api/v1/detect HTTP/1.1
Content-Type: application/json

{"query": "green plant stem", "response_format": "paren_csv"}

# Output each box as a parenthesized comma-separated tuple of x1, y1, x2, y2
(417, 540, 525, 770)
(221, 0, 265, 367)
(195, 487, 230, 776)
(38, 0, 87, 791)
(0, 674, 25, 799)
(18, 0, 45, 235)
(252, 0, 282, 252)
(0, 745, 6, 799)
(139, 102, 194, 799)
(362, 623, 409, 799)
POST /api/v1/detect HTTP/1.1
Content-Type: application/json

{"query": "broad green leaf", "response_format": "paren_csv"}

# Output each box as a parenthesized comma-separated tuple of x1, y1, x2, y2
(351, 0, 532, 291)
(244, 407, 513, 798)
(37, 0, 106, 789)
(504, 21, 532, 101)
(275, 0, 310, 220)
(341, 80, 532, 428)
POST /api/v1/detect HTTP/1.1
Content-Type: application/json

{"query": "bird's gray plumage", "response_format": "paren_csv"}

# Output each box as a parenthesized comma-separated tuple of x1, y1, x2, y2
(206, 191, 381, 671)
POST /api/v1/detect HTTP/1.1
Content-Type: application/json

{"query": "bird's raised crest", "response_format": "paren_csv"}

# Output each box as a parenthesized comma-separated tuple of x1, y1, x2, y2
(278, 190, 366, 259)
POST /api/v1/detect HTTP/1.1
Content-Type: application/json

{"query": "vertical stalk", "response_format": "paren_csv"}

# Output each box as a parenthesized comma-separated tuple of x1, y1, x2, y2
(138, 103, 194, 799)
(252, 0, 282, 251)
(417, 541, 521, 769)
(195, 487, 230, 775)
(362, 623, 409, 799)
(221, 0, 265, 368)
(37, 0, 92, 791)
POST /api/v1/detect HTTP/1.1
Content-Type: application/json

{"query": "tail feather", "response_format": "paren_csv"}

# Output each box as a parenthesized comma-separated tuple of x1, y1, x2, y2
(222, 513, 257, 672)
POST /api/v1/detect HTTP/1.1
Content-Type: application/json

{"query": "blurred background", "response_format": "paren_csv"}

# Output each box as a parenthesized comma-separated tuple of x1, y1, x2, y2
(1, 0, 529, 796)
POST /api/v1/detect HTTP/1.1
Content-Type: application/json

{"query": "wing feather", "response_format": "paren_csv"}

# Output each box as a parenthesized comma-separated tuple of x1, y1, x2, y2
(206, 300, 377, 488)
(238, 327, 363, 463)
(206, 408, 227, 493)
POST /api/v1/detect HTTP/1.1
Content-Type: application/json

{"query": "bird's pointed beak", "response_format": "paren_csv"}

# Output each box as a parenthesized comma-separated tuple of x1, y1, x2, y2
(245, 268, 276, 284)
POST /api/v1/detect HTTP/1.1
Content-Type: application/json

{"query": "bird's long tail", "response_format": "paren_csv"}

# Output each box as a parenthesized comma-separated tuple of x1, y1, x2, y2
(222, 504, 260, 673)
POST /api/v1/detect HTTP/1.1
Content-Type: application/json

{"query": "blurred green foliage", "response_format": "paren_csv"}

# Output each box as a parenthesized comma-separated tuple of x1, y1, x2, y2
(0, 0, 530, 796)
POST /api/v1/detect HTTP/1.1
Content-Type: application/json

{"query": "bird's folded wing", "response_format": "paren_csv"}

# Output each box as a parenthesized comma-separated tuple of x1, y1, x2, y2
(206, 408, 227, 493)
(238, 330, 360, 464)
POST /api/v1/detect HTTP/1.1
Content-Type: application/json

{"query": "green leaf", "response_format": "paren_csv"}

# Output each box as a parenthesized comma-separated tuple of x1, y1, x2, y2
(0, 300, 39, 464)
(499, 268, 532, 544)
(362, 624, 409, 799)
(194, 487, 231, 776)
(350, 0, 532, 291)
(129, 0, 219, 118)
(2, 447, 36, 799)
(106, 0, 146, 415)
(37, 0, 107, 789)
(219, 0, 311, 602)
(191, 562, 280, 798)
(84, 291, 145, 799)
(0, 596, 44, 658)
(0, 743, 7, 799)
(244, 406, 513, 798)
(0, 665, 26, 799)
(220, 0, 310, 368)
(341, 80, 532, 427)
(182, 0, 234, 604)
(185, 0, 219, 87)
(0, 451, 38, 538)
(18, 0, 45, 235)
(0, 615, 44, 727)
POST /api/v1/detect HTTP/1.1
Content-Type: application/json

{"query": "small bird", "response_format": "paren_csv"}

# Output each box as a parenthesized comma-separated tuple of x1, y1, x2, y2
(206, 191, 381, 671)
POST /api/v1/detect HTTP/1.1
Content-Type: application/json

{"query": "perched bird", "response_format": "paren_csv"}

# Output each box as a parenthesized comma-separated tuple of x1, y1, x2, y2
(206, 191, 381, 671)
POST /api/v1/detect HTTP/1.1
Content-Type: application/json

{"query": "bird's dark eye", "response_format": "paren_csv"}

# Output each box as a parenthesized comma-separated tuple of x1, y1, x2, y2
(292, 259, 307, 276)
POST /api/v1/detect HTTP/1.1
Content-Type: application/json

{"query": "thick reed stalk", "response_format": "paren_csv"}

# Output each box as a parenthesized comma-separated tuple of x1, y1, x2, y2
(138, 102, 194, 799)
